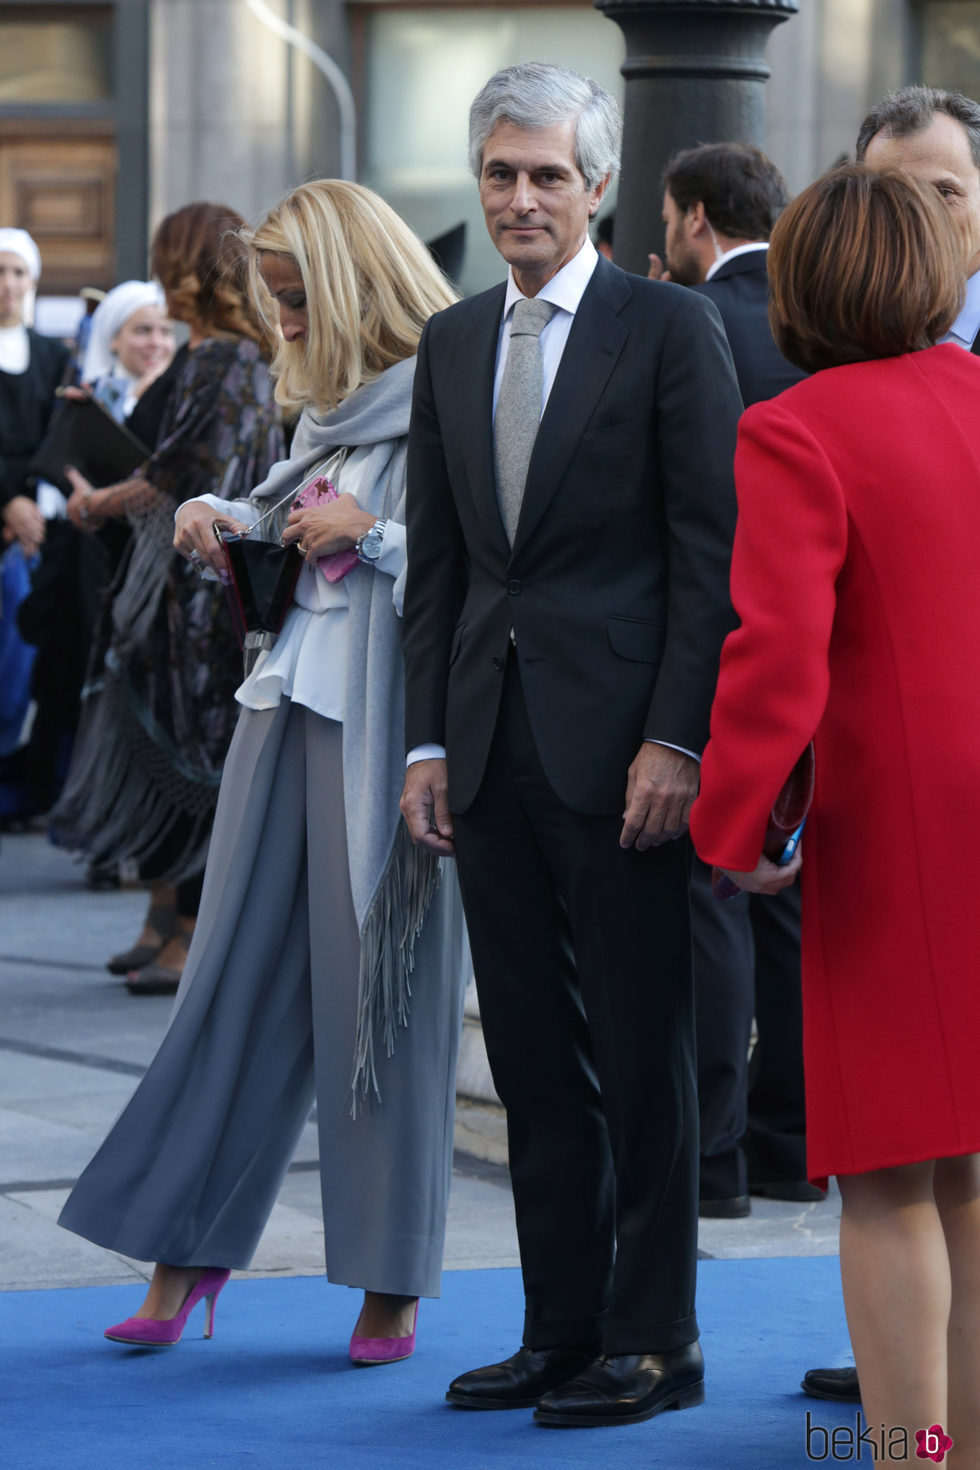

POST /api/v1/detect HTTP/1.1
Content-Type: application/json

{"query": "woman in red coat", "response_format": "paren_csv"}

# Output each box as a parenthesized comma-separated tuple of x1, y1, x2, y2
(691, 166, 980, 1461)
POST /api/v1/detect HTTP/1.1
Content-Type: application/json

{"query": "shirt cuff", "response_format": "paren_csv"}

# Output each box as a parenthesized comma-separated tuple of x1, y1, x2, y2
(374, 518, 406, 579)
(406, 743, 446, 766)
(644, 738, 701, 764)
(175, 491, 259, 529)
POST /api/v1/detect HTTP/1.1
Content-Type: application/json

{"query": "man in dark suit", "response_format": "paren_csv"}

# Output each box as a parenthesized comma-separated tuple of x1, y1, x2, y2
(652, 143, 816, 1220)
(656, 142, 803, 403)
(804, 82, 980, 1409)
(400, 63, 742, 1428)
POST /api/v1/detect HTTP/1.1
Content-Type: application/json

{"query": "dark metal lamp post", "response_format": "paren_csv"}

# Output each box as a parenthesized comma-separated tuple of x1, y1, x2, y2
(594, 0, 799, 275)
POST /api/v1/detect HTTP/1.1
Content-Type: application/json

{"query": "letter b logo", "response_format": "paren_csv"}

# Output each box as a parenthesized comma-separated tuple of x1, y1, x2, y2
(805, 1412, 828, 1460)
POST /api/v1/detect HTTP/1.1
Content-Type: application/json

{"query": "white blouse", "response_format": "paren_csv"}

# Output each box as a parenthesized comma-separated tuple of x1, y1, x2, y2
(0, 323, 29, 375)
(194, 444, 406, 725)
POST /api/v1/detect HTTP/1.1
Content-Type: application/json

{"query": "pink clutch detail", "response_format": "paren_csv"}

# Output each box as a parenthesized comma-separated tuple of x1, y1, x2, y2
(293, 476, 359, 583)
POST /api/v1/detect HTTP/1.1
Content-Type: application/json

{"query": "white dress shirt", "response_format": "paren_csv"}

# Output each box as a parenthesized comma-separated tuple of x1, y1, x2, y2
(943, 268, 980, 350)
(704, 240, 769, 283)
(492, 236, 599, 417)
(0, 323, 29, 375)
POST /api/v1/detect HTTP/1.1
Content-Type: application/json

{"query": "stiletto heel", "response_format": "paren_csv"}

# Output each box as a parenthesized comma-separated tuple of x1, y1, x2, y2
(349, 1300, 419, 1366)
(104, 1268, 231, 1346)
(203, 1286, 220, 1339)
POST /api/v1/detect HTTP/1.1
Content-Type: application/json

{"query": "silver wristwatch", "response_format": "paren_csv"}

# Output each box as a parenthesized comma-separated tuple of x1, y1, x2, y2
(355, 518, 387, 563)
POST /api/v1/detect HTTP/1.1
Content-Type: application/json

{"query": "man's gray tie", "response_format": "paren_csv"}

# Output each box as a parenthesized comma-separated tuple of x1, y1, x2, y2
(494, 296, 557, 544)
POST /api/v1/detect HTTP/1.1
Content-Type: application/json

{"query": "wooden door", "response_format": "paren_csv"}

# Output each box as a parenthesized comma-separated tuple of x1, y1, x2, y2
(0, 122, 117, 293)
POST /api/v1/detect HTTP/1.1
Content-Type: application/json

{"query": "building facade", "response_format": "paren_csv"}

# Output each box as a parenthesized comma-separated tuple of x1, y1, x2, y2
(5, 0, 980, 303)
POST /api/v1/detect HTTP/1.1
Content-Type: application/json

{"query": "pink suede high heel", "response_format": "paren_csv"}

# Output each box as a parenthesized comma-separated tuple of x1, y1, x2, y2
(104, 1268, 231, 1346)
(349, 1301, 419, 1366)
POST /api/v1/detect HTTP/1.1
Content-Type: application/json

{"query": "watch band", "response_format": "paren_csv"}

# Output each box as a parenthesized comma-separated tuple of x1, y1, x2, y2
(355, 518, 387, 563)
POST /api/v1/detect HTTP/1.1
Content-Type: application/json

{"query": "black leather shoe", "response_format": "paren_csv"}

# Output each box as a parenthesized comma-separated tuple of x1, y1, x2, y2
(801, 1366, 860, 1402)
(699, 1194, 750, 1218)
(534, 1342, 705, 1427)
(446, 1347, 594, 1410)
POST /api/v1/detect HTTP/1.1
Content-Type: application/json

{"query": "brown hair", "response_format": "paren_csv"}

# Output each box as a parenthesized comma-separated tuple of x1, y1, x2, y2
(768, 165, 964, 373)
(662, 143, 789, 241)
(150, 201, 266, 345)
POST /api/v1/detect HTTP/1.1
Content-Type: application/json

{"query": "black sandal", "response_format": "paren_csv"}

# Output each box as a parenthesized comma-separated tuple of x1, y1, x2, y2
(125, 927, 191, 995)
(106, 903, 179, 975)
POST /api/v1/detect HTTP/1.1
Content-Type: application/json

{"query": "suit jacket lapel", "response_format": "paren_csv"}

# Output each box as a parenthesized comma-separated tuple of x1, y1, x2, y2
(456, 284, 512, 555)
(511, 258, 630, 557)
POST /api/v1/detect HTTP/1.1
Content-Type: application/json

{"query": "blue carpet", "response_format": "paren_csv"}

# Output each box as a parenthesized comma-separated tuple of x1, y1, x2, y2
(1, 1259, 858, 1469)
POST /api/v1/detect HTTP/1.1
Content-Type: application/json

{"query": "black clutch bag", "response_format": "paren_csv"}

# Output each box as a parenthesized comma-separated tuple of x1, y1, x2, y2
(29, 392, 150, 495)
(711, 742, 815, 900)
(214, 525, 302, 649)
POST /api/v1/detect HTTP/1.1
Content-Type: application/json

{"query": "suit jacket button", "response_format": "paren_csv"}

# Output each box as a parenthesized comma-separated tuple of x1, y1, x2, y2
(507, 579, 522, 595)
(492, 655, 503, 670)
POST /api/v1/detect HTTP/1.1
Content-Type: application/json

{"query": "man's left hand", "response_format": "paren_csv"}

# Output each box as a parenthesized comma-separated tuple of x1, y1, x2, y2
(620, 742, 699, 850)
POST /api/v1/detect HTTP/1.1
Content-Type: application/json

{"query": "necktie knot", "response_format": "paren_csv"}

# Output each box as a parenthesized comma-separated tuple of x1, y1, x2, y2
(510, 296, 557, 339)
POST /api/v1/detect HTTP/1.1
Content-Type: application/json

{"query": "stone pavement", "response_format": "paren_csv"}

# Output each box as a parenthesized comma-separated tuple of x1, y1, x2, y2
(0, 829, 841, 1296)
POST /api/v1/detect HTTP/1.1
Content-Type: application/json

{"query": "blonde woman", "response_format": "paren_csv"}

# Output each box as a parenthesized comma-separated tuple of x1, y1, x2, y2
(58, 181, 468, 1363)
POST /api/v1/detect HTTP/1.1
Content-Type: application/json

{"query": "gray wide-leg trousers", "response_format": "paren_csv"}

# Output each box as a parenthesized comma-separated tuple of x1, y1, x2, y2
(58, 698, 467, 1298)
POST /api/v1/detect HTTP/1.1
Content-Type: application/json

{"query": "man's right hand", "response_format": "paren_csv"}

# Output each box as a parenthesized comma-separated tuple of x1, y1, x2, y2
(647, 253, 672, 282)
(400, 757, 454, 856)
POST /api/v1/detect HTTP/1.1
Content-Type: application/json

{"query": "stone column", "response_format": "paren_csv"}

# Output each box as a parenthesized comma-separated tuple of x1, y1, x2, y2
(594, 0, 799, 275)
(148, 0, 349, 228)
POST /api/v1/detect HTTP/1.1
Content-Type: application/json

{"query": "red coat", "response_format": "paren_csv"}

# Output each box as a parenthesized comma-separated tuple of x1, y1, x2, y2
(690, 344, 980, 1181)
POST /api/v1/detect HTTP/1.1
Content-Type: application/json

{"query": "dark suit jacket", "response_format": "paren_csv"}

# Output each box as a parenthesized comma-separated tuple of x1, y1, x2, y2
(403, 253, 743, 816)
(692, 251, 805, 408)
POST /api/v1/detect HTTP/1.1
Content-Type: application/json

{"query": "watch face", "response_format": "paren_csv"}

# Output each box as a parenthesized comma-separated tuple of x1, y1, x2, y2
(360, 527, 383, 560)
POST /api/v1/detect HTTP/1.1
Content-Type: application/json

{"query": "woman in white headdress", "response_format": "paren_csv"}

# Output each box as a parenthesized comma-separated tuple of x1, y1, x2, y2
(0, 228, 69, 821)
(0, 228, 67, 554)
(80, 281, 175, 422)
(17, 283, 177, 827)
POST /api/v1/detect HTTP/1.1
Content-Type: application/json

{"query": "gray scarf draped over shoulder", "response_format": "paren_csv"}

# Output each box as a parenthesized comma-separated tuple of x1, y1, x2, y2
(247, 357, 442, 1111)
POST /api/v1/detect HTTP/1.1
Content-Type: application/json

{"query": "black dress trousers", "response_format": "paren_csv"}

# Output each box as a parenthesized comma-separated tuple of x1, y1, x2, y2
(452, 653, 700, 1356)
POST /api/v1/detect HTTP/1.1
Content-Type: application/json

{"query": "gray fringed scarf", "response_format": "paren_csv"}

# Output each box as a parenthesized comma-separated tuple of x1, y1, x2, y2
(246, 357, 442, 1111)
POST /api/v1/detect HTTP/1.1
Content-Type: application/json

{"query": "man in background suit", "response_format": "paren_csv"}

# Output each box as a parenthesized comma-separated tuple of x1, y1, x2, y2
(400, 62, 742, 1428)
(652, 143, 816, 1220)
(660, 143, 805, 403)
(805, 82, 980, 1408)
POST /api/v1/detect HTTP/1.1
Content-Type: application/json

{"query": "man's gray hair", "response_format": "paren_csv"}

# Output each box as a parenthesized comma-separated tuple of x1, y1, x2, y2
(856, 84, 980, 169)
(468, 62, 621, 191)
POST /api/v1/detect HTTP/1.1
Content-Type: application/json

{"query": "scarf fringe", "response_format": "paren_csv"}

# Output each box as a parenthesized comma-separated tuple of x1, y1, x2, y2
(50, 672, 216, 883)
(348, 822, 443, 1116)
(110, 503, 175, 649)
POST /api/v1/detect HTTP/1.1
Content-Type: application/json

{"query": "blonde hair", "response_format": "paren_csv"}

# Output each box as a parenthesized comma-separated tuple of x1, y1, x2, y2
(242, 180, 457, 413)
